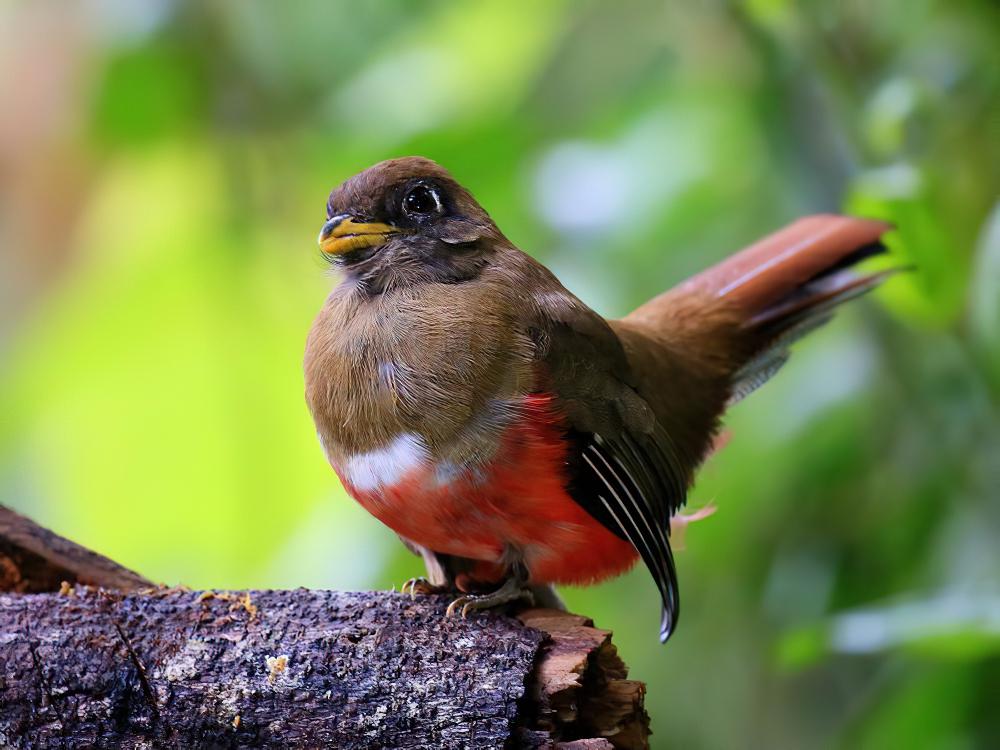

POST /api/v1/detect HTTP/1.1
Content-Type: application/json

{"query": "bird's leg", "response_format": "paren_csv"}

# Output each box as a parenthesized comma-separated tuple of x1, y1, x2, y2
(445, 560, 534, 618)
(528, 582, 566, 611)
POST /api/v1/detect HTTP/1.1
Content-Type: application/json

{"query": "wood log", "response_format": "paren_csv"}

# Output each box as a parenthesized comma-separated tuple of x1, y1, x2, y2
(0, 506, 650, 749)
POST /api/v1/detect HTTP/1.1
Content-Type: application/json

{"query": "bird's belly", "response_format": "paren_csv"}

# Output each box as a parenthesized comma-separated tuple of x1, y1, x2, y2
(332, 419, 638, 586)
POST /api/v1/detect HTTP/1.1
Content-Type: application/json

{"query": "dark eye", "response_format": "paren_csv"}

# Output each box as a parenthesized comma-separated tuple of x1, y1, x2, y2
(402, 183, 444, 218)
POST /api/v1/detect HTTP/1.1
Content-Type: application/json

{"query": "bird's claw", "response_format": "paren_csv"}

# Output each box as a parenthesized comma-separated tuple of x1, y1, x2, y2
(401, 576, 449, 599)
(445, 596, 470, 618)
(444, 580, 535, 619)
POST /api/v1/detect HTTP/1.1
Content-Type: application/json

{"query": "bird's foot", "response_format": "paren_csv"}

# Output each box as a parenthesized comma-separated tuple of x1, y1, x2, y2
(400, 577, 450, 599)
(445, 575, 535, 618)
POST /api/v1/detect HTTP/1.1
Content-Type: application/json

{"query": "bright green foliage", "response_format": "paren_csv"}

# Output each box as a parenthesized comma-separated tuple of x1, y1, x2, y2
(1, 1, 998, 745)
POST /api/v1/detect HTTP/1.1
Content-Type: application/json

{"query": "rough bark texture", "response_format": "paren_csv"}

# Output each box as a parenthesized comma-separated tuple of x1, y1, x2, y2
(0, 506, 650, 749)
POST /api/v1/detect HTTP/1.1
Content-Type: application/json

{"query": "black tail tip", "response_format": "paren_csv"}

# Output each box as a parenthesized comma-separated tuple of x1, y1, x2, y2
(659, 607, 677, 643)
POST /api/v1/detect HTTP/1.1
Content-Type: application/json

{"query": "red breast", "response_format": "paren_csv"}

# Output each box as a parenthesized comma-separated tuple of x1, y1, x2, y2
(331, 393, 639, 587)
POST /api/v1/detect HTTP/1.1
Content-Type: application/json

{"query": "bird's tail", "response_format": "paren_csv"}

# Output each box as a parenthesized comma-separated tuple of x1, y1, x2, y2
(627, 214, 895, 402)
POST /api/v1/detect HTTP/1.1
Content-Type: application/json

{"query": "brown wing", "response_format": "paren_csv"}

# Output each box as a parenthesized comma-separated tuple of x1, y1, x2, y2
(523, 215, 894, 641)
(531, 288, 688, 641)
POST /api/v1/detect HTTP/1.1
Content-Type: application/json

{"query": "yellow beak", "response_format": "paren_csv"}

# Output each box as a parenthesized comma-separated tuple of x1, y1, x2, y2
(318, 215, 399, 255)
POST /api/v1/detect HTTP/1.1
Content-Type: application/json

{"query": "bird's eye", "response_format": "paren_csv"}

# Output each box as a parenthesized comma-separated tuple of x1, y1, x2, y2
(402, 183, 443, 218)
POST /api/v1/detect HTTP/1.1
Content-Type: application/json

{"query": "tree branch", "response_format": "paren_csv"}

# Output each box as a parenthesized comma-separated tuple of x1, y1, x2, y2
(0, 506, 151, 593)
(0, 506, 649, 749)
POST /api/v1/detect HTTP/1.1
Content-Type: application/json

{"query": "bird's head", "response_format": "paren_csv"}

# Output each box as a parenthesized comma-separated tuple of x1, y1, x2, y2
(319, 157, 503, 292)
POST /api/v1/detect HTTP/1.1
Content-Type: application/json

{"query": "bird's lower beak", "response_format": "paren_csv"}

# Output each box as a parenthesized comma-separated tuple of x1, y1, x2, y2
(318, 215, 400, 255)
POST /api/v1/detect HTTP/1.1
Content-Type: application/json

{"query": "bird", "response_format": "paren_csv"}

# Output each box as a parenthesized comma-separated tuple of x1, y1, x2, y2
(304, 156, 893, 642)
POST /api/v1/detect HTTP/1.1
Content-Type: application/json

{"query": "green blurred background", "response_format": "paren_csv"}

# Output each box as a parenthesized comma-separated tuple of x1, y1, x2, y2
(2, 1, 998, 746)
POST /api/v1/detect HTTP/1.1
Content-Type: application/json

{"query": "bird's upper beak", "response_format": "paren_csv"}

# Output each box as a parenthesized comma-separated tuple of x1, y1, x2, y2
(318, 214, 400, 256)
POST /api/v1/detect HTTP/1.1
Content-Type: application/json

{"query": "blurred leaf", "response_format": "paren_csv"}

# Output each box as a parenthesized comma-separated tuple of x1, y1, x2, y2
(0, 146, 358, 587)
(847, 665, 972, 750)
(968, 200, 1000, 387)
(776, 623, 829, 670)
(91, 41, 206, 145)
(846, 168, 968, 326)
